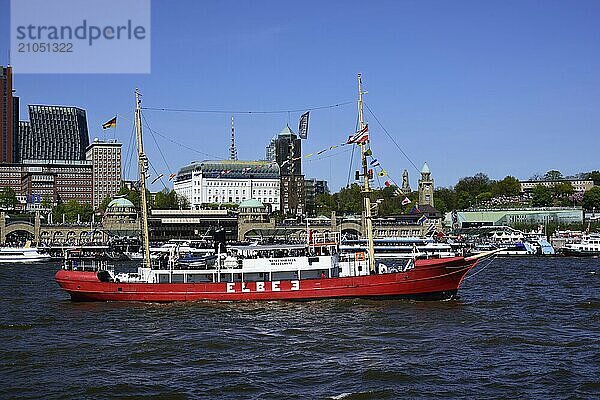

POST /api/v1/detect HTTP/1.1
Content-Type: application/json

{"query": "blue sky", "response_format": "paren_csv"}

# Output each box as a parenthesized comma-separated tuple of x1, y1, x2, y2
(1, 0, 599, 191)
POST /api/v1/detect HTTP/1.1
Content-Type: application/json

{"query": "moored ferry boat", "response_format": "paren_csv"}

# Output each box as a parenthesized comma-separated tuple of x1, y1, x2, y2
(560, 233, 600, 256)
(55, 78, 494, 302)
(0, 245, 51, 263)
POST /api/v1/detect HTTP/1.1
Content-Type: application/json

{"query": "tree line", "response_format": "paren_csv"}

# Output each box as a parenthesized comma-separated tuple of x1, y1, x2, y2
(314, 170, 600, 217)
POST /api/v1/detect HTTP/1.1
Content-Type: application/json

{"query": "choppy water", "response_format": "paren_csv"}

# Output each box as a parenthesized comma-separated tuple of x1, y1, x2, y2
(1, 257, 598, 399)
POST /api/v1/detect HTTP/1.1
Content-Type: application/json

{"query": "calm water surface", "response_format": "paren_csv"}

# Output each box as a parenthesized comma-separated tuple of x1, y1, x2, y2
(1, 257, 598, 399)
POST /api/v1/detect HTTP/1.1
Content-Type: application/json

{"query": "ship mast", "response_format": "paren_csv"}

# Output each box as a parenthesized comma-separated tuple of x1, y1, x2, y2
(357, 74, 376, 273)
(135, 88, 152, 268)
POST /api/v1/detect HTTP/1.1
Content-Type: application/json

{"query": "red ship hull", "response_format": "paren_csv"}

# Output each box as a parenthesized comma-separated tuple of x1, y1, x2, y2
(55, 257, 477, 302)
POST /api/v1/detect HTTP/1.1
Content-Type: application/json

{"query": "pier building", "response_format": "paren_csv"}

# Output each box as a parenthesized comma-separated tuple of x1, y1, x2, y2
(446, 207, 583, 229)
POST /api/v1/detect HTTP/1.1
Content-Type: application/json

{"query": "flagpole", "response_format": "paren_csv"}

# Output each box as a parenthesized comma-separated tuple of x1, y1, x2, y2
(114, 112, 118, 140)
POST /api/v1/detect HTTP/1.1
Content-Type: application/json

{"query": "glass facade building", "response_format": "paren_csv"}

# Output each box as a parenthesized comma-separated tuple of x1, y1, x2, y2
(23, 105, 89, 161)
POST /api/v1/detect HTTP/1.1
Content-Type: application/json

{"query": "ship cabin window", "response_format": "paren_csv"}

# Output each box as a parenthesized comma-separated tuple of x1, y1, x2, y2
(243, 272, 268, 282)
(187, 273, 213, 283)
(233, 273, 243, 282)
(272, 271, 299, 281)
(158, 274, 170, 283)
(300, 269, 329, 280)
(219, 273, 233, 282)
(172, 274, 184, 283)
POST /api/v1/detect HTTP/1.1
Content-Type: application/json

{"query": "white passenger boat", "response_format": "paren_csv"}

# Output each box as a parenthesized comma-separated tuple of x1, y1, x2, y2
(0, 245, 51, 263)
(561, 233, 600, 256)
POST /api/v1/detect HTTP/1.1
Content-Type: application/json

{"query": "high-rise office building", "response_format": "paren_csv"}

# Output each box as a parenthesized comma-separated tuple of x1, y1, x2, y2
(265, 125, 302, 176)
(23, 105, 89, 161)
(0, 66, 18, 163)
(17, 121, 32, 163)
(86, 139, 122, 208)
(265, 125, 305, 216)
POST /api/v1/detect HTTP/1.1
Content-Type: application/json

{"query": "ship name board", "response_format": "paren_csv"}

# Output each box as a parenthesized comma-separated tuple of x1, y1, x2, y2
(226, 280, 300, 293)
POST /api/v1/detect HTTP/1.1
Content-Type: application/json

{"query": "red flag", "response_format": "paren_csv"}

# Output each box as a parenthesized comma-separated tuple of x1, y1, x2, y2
(347, 124, 369, 144)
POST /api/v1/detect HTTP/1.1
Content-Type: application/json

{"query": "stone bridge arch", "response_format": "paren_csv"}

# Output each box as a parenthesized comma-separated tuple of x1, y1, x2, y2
(338, 221, 362, 238)
(2, 221, 36, 243)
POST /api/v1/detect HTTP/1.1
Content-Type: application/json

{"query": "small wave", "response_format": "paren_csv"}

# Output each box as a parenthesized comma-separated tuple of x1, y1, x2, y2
(477, 335, 583, 348)
(574, 299, 600, 310)
(282, 327, 307, 335)
(577, 381, 600, 395)
(331, 393, 353, 399)
(328, 389, 395, 400)
(362, 369, 416, 383)
(535, 368, 582, 385)
(0, 323, 33, 331)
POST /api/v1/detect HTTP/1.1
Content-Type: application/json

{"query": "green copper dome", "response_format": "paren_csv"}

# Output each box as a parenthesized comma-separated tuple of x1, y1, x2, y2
(107, 198, 135, 208)
(238, 199, 265, 208)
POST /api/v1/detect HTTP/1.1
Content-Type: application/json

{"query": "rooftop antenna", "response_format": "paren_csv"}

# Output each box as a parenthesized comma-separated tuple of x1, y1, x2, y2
(230, 115, 237, 160)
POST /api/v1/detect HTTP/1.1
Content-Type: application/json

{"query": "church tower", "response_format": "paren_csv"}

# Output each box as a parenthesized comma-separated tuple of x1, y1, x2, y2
(401, 169, 411, 194)
(418, 162, 434, 207)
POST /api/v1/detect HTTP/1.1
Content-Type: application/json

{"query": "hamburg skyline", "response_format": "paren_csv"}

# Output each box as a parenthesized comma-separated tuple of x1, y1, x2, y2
(1, 0, 599, 191)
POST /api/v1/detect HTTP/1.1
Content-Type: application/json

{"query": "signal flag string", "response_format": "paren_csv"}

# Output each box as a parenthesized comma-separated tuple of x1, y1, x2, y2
(141, 100, 355, 115)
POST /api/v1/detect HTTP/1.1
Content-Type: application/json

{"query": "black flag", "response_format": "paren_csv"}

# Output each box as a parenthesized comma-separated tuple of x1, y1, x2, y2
(298, 111, 309, 139)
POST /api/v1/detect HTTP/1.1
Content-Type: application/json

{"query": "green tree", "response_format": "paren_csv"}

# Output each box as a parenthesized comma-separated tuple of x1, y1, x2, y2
(455, 173, 492, 198)
(582, 187, 600, 211)
(544, 170, 563, 181)
(316, 193, 336, 216)
(41, 195, 54, 210)
(115, 186, 152, 210)
(179, 195, 190, 209)
(99, 196, 112, 212)
(53, 200, 94, 223)
(586, 170, 600, 185)
(552, 181, 574, 199)
(375, 186, 406, 216)
(78, 203, 94, 222)
(475, 191, 493, 205)
(456, 191, 474, 210)
(434, 188, 457, 213)
(336, 184, 362, 214)
(532, 185, 553, 207)
(0, 187, 18, 209)
(153, 189, 186, 209)
(491, 176, 521, 197)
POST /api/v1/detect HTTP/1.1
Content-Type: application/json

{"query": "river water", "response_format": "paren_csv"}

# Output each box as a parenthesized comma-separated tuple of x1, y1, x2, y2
(1, 257, 598, 399)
